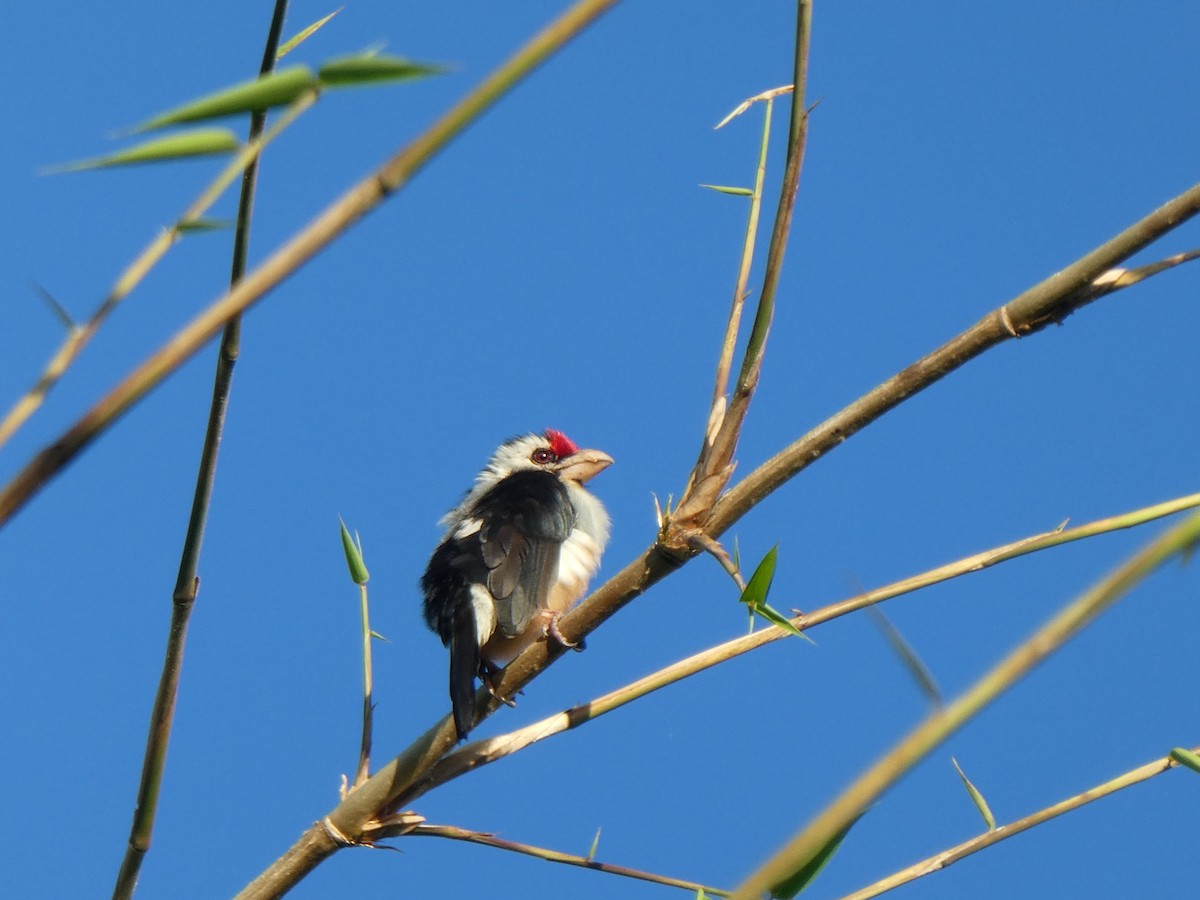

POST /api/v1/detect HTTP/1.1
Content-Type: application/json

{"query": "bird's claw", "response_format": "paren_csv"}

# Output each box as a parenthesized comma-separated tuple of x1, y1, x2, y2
(479, 662, 518, 708)
(546, 613, 586, 652)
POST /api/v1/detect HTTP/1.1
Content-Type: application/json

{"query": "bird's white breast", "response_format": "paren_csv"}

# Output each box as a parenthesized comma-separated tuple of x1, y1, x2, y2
(550, 482, 610, 613)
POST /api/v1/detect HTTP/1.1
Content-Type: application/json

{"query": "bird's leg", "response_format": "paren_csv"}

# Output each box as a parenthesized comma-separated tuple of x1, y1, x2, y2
(478, 660, 518, 708)
(544, 611, 586, 653)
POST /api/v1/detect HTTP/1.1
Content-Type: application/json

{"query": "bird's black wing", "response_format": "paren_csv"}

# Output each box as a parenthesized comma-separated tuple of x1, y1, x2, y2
(474, 469, 575, 638)
(421, 537, 489, 739)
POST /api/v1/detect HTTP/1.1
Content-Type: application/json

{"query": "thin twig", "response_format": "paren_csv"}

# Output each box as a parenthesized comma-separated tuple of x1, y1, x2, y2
(837, 747, 1199, 900)
(715, 83, 794, 130)
(688, 531, 747, 591)
(111, 5, 289, 897)
(686, 88, 775, 502)
(707, 97, 772, 433)
(730, 508, 1200, 899)
(355, 579, 374, 790)
(405, 824, 731, 896)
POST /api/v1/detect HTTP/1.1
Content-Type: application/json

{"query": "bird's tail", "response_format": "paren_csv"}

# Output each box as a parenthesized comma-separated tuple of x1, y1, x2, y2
(449, 610, 480, 740)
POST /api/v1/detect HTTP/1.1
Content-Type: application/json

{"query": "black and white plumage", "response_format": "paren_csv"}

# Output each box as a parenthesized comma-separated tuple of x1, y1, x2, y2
(421, 430, 612, 740)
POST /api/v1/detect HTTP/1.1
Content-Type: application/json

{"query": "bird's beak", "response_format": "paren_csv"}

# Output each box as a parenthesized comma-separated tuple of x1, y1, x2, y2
(557, 448, 613, 484)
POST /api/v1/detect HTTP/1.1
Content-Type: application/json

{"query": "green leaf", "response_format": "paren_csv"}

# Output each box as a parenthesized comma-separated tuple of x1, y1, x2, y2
(277, 8, 342, 59)
(132, 66, 317, 132)
(1170, 747, 1200, 774)
(175, 218, 235, 233)
(587, 827, 601, 860)
(369, 630, 391, 642)
(952, 757, 996, 830)
(754, 601, 809, 641)
(769, 816, 858, 898)
(739, 546, 808, 640)
(338, 517, 370, 585)
(700, 183, 755, 196)
(318, 52, 447, 87)
(46, 128, 241, 172)
(739, 546, 778, 609)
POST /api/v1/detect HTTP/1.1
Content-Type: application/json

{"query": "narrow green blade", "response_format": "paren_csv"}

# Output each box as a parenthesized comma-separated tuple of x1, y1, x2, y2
(277, 8, 342, 59)
(47, 128, 241, 172)
(700, 183, 754, 196)
(952, 757, 996, 830)
(754, 601, 809, 641)
(175, 218, 235, 232)
(318, 52, 446, 86)
(132, 66, 317, 132)
(338, 517, 370, 585)
(769, 817, 858, 898)
(739, 546, 778, 608)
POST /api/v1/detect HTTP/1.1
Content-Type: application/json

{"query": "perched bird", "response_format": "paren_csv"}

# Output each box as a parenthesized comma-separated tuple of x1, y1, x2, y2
(421, 429, 612, 740)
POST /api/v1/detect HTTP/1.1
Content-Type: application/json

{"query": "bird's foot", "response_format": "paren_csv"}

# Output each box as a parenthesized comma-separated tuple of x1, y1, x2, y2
(479, 661, 518, 708)
(545, 612, 586, 653)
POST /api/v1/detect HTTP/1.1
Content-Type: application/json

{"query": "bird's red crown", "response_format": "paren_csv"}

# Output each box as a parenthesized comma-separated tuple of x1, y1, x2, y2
(545, 429, 579, 458)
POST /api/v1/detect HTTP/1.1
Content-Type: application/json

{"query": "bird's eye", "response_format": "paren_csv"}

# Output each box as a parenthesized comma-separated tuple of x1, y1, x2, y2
(531, 448, 556, 464)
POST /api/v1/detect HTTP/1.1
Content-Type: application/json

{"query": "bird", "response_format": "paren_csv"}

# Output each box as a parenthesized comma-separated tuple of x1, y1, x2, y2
(421, 429, 612, 740)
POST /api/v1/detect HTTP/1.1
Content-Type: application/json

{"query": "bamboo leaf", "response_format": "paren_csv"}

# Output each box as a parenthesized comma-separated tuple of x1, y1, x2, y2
(175, 218, 235, 233)
(700, 183, 755, 196)
(46, 128, 241, 172)
(132, 66, 317, 132)
(277, 8, 342, 59)
(339, 517, 370, 585)
(318, 52, 446, 87)
(738, 545, 778, 608)
(769, 816, 857, 898)
(952, 757, 996, 830)
(754, 601, 810, 641)
(1170, 747, 1200, 774)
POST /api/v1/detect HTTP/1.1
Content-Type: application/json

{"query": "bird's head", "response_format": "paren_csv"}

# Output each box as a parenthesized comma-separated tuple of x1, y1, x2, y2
(485, 429, 613, 485)
(440, 430, 613, 528)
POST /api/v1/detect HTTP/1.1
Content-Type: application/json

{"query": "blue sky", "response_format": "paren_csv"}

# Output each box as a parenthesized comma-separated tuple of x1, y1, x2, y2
(3, 2, 1199, 897)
